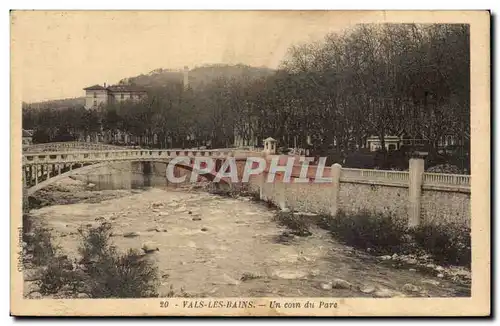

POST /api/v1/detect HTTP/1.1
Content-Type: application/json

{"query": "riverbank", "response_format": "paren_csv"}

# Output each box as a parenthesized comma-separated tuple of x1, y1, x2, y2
(23, 178, 470, 298)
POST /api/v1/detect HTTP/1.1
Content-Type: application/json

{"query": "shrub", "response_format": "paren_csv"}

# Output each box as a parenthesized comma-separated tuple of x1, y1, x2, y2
(77, 222, 160, 298)
(329, 210, 408, 254)
(38, 256, 83, 295)
(22, 214, 34, 235)
(311, 214, 334, 231)
(324, 210, 471, 268)
(30, 230, 59, 266)
(34, 221, 160, 298)
(84, 248, 159, 298)
(78, 222, 114, 264)
(411, 223, 471, 267)
(23, 214, 59, 266)
(273, 210, 311, 237)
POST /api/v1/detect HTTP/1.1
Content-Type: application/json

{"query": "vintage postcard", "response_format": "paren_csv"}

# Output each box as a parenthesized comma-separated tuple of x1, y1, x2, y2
(10, 10, 490, 316)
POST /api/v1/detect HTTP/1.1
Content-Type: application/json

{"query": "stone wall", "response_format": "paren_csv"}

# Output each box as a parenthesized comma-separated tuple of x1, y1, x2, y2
(338, 182, 409, 222)
(283, 182, 335, 215)
(253, 173, 470, 228)
(421, 188, 471, 227)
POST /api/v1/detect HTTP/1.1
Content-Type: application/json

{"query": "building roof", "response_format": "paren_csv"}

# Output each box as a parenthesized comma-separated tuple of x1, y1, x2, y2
(83, 84, 147, 93)
(264, 137, 276, 142)
(106, 85, 147, 93)
(22, 129, 33, 137)
(83, 84, 107, 91)
(367, 135, 401, 141)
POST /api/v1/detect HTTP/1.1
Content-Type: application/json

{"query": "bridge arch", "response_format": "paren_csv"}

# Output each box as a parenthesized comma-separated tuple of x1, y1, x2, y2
(25, 159, 230, 196)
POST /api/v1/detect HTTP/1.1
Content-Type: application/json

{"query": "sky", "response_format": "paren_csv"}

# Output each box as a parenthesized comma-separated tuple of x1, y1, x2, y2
(11, 11, 372, 103)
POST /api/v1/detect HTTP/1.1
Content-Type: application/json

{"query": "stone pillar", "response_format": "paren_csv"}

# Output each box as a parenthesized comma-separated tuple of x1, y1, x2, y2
(259, 172, 265, 200)
(408, 155, 425, 227)
(277, 181, 287, 210)
(142, 162, 152, 187)
(330, 163, 342, 217)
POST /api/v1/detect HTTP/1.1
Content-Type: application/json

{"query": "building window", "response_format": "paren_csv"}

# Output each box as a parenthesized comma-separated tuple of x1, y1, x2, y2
(94, 100, 97, 106)
(93, 92, 97, 98)
(121, 94, 124, 99)
(130, 94, 134, 99)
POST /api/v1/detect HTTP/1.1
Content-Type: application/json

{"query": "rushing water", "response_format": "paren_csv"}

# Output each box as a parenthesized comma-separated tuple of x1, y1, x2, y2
(29, 177, 470, 298)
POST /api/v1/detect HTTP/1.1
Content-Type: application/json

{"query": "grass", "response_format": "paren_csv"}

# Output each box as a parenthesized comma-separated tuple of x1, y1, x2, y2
(328, 210, 409, 255)
(411, 223, 471, 267)
(22, 214, 59, 266)
(316, 210, 471, 267)
(273, 210, 312, 237)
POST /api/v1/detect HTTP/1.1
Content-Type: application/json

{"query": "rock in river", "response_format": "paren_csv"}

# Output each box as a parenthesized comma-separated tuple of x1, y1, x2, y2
(373, 287, 396, 298)
(402, 283, 421, 293)
(320, 282, 333, 290)
(359, 285, 376, 294)
(331, 278, 352, 289)
(142, 242, 159, 253)
(123, 231, 140, 238)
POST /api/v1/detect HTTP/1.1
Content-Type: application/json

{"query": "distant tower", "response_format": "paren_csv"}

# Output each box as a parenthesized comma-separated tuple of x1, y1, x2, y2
(183, 66, 189, 89)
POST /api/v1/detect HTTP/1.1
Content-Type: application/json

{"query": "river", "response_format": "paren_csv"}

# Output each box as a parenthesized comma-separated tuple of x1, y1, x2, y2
(28, 178, 470, 298)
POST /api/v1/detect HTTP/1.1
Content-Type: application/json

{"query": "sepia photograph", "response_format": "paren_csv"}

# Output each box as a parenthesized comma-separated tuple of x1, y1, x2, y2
(10, 10, 490, 316)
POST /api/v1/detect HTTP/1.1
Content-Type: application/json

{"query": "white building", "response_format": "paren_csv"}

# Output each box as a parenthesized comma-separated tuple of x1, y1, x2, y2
(83, 83, 147, 109)
(366, 135, 402, 152)
(366, 133, 467, 152)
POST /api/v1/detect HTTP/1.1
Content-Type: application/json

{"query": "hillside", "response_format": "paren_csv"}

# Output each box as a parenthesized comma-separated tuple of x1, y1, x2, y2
(24, 64, 275, 109)
(121, 64, 275, 89)
(23, 97, 86, 110)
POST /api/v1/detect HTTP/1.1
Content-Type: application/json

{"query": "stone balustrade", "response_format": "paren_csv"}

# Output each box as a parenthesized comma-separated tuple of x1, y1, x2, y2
(340, 168, 470, 188)
(341, 168, 410, 184)
(23, 141, 129, 152)
(423, 172, 471, 187)
(22, 148, 262, 166)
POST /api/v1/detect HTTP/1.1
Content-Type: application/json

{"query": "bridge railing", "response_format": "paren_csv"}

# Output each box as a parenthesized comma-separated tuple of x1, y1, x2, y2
(341, 168, 410, 184)
(23, 142, 136, 152)
(423, 172, 470, 187)
(22, 148, 261, 165)
(340, 168, 470, 188)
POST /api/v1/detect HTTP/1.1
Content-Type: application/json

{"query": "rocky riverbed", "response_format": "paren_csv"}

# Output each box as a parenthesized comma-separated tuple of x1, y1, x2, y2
(24, 178, 470, 298)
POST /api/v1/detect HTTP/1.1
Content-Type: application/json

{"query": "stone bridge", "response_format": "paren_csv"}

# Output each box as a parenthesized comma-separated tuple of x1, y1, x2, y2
(22, 145, 264, 196)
